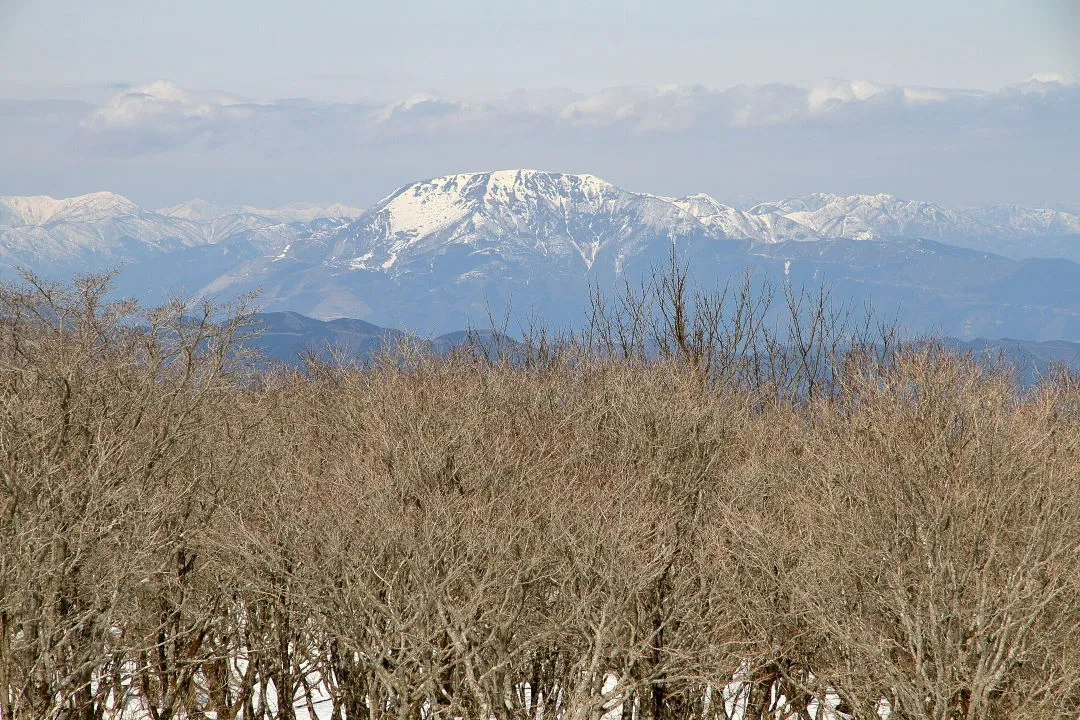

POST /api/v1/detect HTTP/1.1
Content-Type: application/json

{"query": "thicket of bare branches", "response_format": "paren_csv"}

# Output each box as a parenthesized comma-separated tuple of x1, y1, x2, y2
(1, 266, 1079, 720)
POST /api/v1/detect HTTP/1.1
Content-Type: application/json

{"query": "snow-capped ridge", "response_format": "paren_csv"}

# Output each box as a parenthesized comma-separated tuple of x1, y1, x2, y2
(157, 199, 364, 223)
(5, 176, 1079, 283)
(336, 170, 719, 272)
(0, 195, 70, 227)
(673, 193, 825, 243)
(0, 191, 143, 227)
(371, 169, 635, 241)
(336, 172, 1080, 275)
(0, 190, 363, 273)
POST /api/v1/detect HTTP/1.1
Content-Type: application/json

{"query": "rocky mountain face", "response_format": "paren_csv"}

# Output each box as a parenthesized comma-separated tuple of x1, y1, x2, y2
(3, 172, 1080, 340)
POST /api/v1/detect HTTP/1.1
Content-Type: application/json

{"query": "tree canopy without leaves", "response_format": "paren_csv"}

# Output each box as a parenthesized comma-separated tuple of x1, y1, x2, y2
(1, 268, 1079, 720)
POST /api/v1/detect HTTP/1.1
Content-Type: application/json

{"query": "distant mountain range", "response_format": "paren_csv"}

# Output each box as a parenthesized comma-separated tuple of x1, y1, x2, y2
(250, 311, 509, 365)
(3, 171, 1080, 340)
(0, 192, 362, 275)
(249, 311, 1080, 386)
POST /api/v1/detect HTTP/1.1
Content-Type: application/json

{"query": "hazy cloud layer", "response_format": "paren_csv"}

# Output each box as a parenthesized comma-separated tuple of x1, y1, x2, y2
(2, 77, 1077, 209)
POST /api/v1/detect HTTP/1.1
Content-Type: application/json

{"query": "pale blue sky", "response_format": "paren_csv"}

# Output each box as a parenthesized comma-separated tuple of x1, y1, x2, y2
(1, 0, 1076, 101)
(0, 0, 1077, 208)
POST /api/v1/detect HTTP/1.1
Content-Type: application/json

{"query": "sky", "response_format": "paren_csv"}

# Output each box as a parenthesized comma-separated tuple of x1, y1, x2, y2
(2, 0, 1078, 100)
(0, 0, 1078, 208)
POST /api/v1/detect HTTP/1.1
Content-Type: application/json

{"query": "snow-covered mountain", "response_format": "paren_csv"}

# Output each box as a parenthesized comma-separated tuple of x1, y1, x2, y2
(671, 193, 823, 242)
(963, 205, 1080, 238)
(157, 199, 364, 224)
(746, 193, 975, 241)
(0, 192, 210, 272)
(4, 181, 1077, 276)
(301, 177, 1080, 275)
(0, 191, 164, 229)
(0, 192, 357, 274)
(192, 170, 735, 322)
(3, 172, 1080, 340)
(164, 170, 1079, 337)
(317, 170, 722, 274)
(742, 192, 1080, 243)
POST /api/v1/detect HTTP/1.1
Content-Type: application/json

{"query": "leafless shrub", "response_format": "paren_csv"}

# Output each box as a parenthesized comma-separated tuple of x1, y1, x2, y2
(1, 266, 1077, 720)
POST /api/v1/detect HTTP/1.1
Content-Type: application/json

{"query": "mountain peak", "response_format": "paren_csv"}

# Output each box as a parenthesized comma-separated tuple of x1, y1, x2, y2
(368, 170, 631, 250)
(0, 191, 141, 226)
(337, 169, 711, 272)
(51, 192, 142, 223)
(0, 195, 69, 227)
(390, 170, 619, 200)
